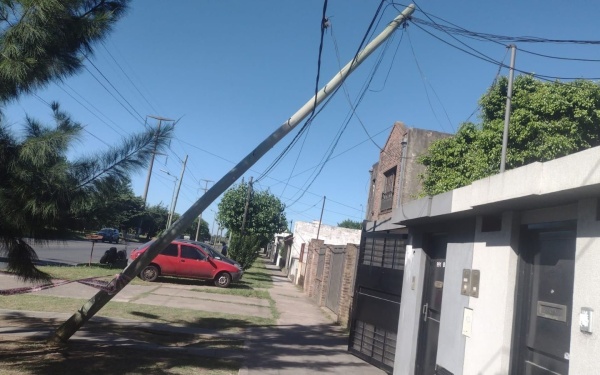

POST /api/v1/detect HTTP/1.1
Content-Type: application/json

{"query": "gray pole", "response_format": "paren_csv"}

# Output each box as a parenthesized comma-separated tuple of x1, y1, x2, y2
(195, 179, 213, 241)
(169, 154, 188, 227)
(142, 116, 174, 203)
(241, 177, 253, 235)
(50, 4, 416, 344)
(500, 45, 517, 173)
(316, 196, 326, 240)
(160, 170, 177, 228)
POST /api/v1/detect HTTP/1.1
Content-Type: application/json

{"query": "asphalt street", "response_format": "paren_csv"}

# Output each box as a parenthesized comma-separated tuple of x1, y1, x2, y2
(1, 239, 140, 266)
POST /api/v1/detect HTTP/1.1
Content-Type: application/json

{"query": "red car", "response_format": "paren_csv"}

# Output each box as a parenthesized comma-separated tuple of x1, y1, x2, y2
(130, 239, 243, 288)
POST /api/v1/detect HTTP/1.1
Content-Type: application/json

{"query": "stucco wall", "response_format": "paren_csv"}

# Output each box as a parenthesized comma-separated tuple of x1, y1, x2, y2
(394, 242, 426, 375)
(462, 212, 519, 375)
(570, 198, 600, 375)
(289, 221, 360, 282)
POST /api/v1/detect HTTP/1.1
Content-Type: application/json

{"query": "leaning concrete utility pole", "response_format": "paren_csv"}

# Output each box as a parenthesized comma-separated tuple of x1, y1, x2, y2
(50, 4, 416, 343)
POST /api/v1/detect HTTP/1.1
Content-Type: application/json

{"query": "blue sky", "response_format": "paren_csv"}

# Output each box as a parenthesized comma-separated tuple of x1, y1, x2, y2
(3, 1, 600, 233)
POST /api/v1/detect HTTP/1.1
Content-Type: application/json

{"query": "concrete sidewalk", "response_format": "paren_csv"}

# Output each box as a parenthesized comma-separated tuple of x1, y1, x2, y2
(240, 259, 386, 375)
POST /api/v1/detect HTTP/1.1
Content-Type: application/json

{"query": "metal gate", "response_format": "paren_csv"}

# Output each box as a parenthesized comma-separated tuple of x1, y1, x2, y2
(325, 246, 346, 314)
(348, 230, 407, 374)
(312, 247, 326, 303)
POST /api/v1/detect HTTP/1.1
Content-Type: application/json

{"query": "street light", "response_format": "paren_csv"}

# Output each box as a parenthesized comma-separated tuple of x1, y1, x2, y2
(160, 169, 178, 228)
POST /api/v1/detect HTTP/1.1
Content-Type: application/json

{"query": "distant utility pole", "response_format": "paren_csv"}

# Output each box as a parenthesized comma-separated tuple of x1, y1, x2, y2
(500, 45, 517, 173)
(241, 177, 253, 235)
(195, 179, 213, 241)
(316, 196, 326, 240)
(166, 155, 188, 228)
(142, 115, 175, 204)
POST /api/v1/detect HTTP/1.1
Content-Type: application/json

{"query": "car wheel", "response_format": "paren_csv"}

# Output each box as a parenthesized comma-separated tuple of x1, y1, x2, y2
(214, 272, 232, 288)
(140, 265, 159, 282)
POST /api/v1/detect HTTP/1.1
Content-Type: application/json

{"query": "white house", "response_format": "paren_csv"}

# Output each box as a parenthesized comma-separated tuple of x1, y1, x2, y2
(386, 145, 600, 374)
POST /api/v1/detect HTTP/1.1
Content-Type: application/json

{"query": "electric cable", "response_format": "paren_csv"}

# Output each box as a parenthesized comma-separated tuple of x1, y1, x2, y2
(101, 41, 161, 115)
(406, 28, 454, 133)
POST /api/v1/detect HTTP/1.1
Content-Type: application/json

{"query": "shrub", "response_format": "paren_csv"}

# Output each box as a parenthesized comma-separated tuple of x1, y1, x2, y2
(229, 233, 261, 270)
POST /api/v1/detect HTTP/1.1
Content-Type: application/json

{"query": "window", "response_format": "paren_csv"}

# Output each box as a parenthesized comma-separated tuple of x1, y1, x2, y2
(380, 167, 396, 212)
(181, 245, 205, 260)
(160, 244, 179, 257)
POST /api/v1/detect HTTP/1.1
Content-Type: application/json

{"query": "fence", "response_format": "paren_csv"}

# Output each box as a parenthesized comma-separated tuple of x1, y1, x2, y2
(303, 239, 359, 328)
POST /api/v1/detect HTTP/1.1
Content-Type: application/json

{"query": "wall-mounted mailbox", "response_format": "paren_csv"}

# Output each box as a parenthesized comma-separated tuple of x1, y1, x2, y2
(461, 269, 480, 298)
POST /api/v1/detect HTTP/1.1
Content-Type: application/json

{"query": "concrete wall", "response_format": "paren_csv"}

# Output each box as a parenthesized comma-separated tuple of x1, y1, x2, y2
(289, 221, 361, 283)
(570, 198, 600, 375)
(389, 146, 600, 375)
(462, 212, 519, 375)
(394, 241, 426, 375)
(302, 241, 358, 328)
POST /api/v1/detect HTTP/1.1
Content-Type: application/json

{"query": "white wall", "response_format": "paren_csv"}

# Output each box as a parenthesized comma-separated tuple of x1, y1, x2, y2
(570, 198, 600, 375)
(289, 221, 361, 282)
(394, 243, 426, 375)
(462, 212, 518, 375)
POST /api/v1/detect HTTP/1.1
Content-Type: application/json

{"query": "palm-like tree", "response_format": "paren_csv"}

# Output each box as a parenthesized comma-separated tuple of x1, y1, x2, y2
(0, 103, 172, 281)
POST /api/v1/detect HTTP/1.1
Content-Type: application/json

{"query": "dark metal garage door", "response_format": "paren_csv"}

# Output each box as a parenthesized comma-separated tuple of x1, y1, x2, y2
(348, 230, 407, 374)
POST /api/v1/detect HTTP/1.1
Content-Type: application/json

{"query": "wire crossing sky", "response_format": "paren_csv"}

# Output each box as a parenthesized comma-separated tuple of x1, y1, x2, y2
(4, 0, 600, 231)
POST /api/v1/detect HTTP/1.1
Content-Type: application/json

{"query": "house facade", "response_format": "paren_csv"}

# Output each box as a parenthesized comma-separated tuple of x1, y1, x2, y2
(385, 146, 600, 374)
(366, 121, 451, 229)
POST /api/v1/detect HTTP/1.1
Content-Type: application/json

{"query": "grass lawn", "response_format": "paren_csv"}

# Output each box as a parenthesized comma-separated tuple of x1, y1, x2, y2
(0, 258, 278, 374)
(0, 338, 240, 375)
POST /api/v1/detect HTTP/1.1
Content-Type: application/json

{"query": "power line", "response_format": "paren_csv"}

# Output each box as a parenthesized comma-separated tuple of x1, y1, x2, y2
(57, 84, 128, 137)
(406, 28, 454, 133)
(279, 0, 330, 198)
(101, 41, 161, 114)
(84, 57, 146, 125)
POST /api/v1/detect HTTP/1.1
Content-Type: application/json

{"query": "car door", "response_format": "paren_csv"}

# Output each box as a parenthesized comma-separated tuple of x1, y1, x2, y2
(178, 244, 214, 279)
(156, 243, 180, 276)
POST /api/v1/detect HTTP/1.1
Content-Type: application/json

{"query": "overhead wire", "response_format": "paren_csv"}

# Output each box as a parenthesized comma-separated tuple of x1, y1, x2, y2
(255, 0, 387, 186)
(406, 27, 454, 133)
(84, 56, 146, 125)
(101, 41, 161, 115)
(286, 1, 396, 207)
(279, 0, 330, 198)
(57, 84, 128, 138)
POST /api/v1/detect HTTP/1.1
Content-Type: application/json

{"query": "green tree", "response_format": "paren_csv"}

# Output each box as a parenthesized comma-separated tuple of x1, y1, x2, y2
(217, 182, 287, 267)
(0, 104, 172, 281)
(181, 216, 210, 241)
(71, 177, 144, 232)
(217, 182, 287, 246)
(0, 0, 129, 103)
(420, 76, 600, 196)
(338, 219, 362, 229)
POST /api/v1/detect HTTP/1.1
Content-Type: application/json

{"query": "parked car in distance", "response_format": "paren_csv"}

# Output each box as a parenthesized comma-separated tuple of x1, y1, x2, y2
(96, 228, 120, 243)
(196, 242, 241, 268)
(129, 239, 243, 288)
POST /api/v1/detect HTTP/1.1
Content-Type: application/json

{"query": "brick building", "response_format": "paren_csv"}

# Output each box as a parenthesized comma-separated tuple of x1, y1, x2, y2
(365, 122, 451, 229)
